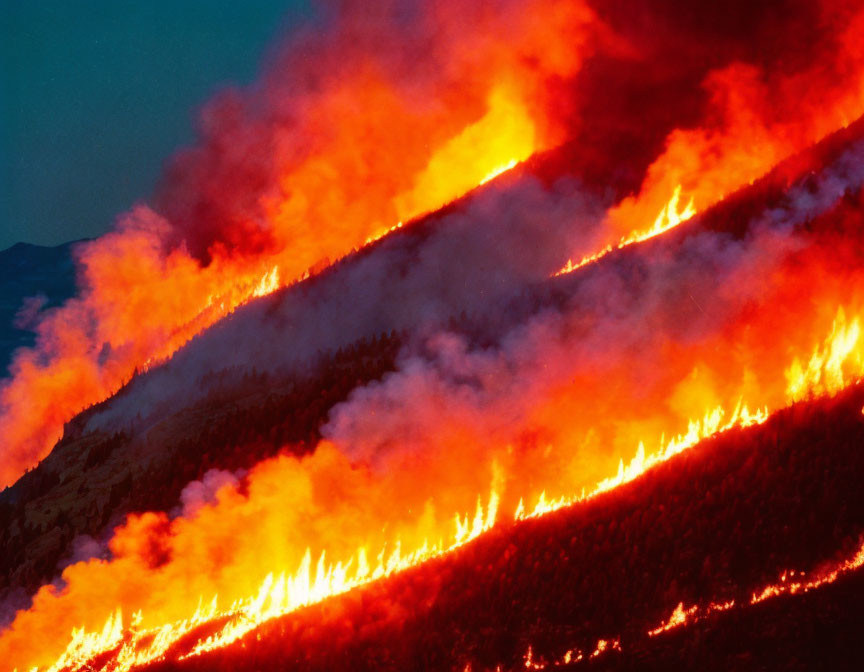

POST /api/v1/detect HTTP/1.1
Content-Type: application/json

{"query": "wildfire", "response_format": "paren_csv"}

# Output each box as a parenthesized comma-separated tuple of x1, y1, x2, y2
(517, 400, 769, 521)
(17, 284, 864, 672)
(647, 602, 698, 636)
(786, 307, 864, 401)
(251, 266, 280, 298)
(555, 184, 696, 277)
(23, 394, 769, 672)
(31, 492, 499, 672)
(481, 159, 520, 185)
(750, 542, 864, 605)
(0, 54, 548, 491)
(522, 637, 620, 669)
(9, 5, 864, 669)
(646, 539, 864, 638)
(621, 184, 697, 245)
(394, 85, 535, 222)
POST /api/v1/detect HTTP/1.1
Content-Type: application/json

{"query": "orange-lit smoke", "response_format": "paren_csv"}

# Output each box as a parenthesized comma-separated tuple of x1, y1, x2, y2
(8, 3, 864, 668)
(0, 0, 596, 489)
(5, 0, 864, 493)
(559, 5, 864, 273)
(7, 159, 864, 670)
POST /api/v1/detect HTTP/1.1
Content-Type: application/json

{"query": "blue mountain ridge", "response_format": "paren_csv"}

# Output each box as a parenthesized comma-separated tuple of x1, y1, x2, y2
(0, 242, 79, 376)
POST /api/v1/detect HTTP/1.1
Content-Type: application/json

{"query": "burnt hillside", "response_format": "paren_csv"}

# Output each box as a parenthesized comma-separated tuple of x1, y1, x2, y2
(4, 113, 864, 624)
(137, 383, 864, 672)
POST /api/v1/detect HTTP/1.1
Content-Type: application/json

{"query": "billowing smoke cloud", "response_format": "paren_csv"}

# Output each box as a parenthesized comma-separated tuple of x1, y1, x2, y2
(177, 469, 242, 518)
(83, 175, 607, 432)
(0, 0, 599, 489)
(4, 0, 864, 491)
(6, 122, 864, 669)
(84, 131, 864, 436)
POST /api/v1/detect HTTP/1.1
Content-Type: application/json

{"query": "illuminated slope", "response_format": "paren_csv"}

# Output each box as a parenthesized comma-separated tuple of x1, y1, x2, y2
(9, 112, 864, 670)
(7, 0, 864, 491)
(131, 383, 864, 672)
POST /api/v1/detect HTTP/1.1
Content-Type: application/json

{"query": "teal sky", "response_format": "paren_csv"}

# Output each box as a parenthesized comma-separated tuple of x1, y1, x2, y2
(0, 1, 310, 251)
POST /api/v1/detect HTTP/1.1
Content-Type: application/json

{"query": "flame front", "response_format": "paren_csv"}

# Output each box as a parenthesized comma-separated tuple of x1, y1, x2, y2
(555, 183, 697, 276)
(8, 3, 864, 671)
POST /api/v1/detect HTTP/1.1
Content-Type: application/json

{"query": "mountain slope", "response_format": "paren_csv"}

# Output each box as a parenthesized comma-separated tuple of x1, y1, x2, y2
(137, 382, 864, 671)
(4, 113, 864, 638)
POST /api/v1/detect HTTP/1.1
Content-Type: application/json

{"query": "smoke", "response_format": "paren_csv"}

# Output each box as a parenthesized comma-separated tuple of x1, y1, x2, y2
(0, 0, 603, 489)
(3, 0, 864, 491)
(7, 121, 864, 669)
(82, 174, 606, 432)
(83, 132, 864, 436)
(177, 469, 242, 518)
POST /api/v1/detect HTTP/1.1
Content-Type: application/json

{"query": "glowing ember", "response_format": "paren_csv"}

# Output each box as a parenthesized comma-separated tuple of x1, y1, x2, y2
(646, 540, 864, 638)
(522, 637, 619, 669)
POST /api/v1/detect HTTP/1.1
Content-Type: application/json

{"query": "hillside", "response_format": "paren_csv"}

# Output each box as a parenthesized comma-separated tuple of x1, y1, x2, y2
(4, 111, 864, 635)
(0, 114, 861, 622)
(6, 3, 864, 670)
(117, 380, 864, 671)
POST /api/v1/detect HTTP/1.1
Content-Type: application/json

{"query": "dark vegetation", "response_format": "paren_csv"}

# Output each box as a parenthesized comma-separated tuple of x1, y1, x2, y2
(142, 383, 864, 672)
(588, 567, 864, 672)
(4, 109, 864, 653)
(0, 331, 403, 604)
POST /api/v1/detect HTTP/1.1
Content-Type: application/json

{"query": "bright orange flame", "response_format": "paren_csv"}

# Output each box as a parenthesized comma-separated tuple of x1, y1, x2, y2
(554, 184, 696, 276)
(19, 490, 498, 672)
(517, 400, 768, 521)
(785, 307, 864, 401)
(522, 637, 620, 669)
(0, 0, 588, 489)
(394, 86, 535, 222)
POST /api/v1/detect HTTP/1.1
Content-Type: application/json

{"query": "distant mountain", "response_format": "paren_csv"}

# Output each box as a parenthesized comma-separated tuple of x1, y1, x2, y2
(0, 242, 78, 375)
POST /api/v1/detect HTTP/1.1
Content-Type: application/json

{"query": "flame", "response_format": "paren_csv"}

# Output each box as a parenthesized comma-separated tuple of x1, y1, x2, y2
(646, 540, 864, 638)
(24, 491, 498, 672)
(750, 541, 864, 605)
(646, 602, 699, 636)
(554, 184, 696, 276)
(13, 282, 864, 671)
(481, 159, 520, 185)
(41, 607, 124, 672)
(394, 86, 535, 221)
(251, 266, 280, 298)
(517, 400, 769, 521)
(522, 637, 620, 669)
(620, 184, 697, 246)
(786, 307, 864, 401)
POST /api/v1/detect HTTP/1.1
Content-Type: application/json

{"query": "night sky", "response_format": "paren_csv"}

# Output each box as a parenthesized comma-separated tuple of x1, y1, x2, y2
(0, 1, 310, 251)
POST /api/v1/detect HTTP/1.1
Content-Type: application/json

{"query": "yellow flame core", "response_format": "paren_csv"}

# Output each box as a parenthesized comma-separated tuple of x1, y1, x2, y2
(555, 184, 696, 277)
(394, 85, 535, 224)
(32, 304, 864, 672)
(345, 88, 534, 264)
(785, 308, 863, 401)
